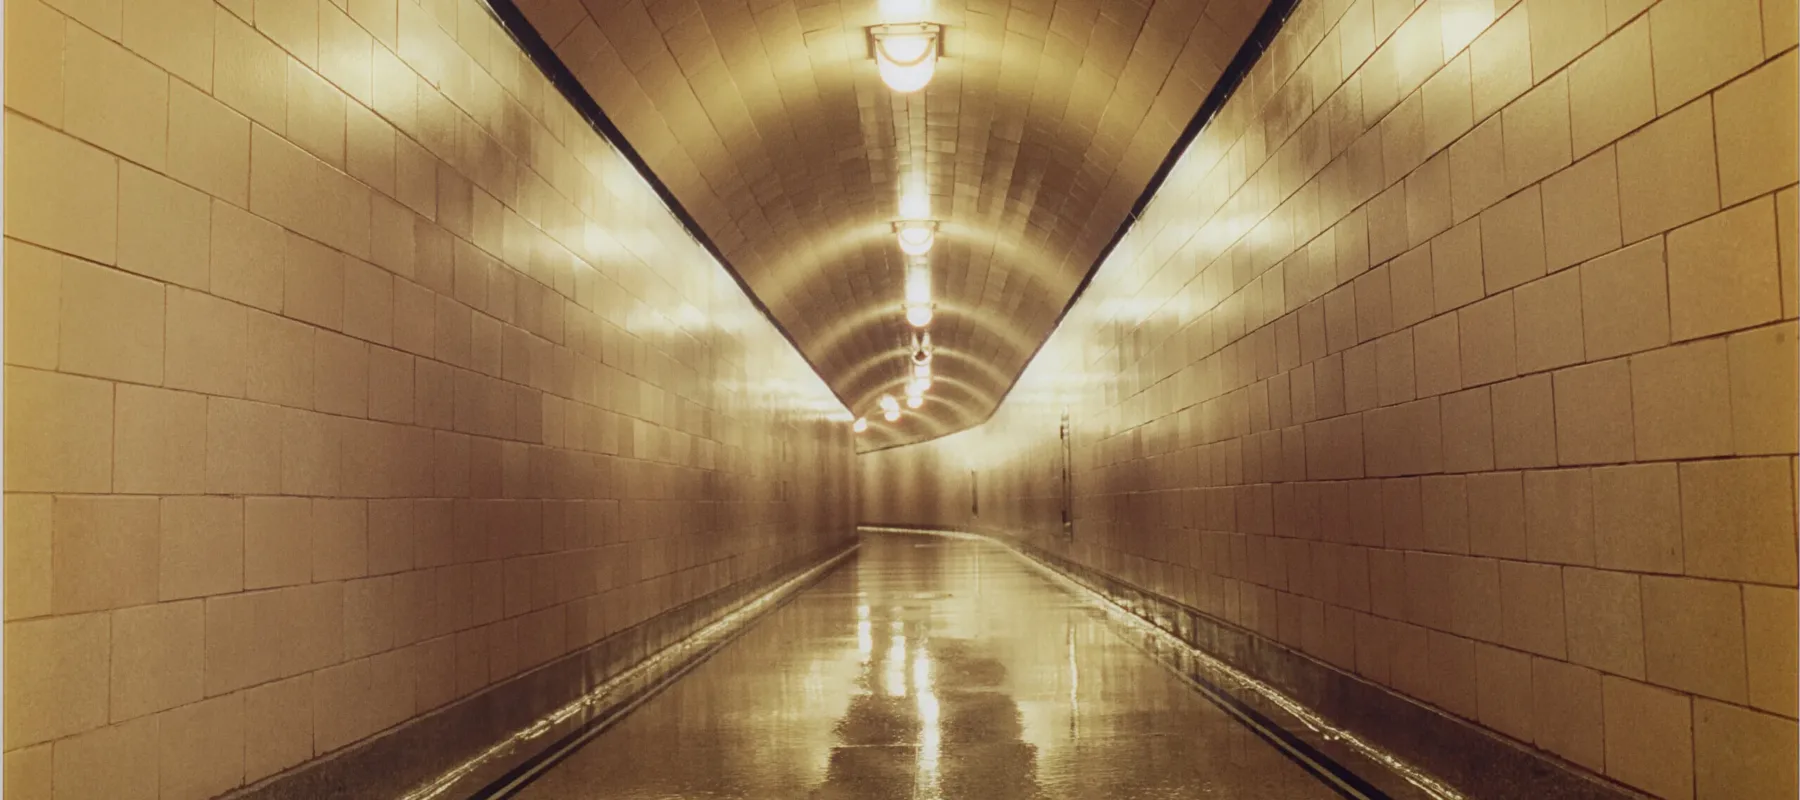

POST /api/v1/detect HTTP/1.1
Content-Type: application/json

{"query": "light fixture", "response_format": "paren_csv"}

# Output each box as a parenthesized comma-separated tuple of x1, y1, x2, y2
(904, 304, 934, 327)
(894, 220, 937, 256)
(853, 417, 869, 433)
(913, 361, 931, 380)
(884, 408, 902, 422)
(906, 395, 924, 409)
(868, 23, 943, 93)
(879, 394, 900, 413)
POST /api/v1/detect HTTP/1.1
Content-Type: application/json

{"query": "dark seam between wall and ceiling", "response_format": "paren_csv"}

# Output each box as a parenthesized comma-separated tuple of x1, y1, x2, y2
(476, 0, 1303, 453)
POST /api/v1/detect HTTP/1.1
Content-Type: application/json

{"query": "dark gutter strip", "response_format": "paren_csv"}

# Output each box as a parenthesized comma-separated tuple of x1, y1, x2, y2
(857, 0, 1304, 454)
(480, 0, 1298, 453)
(476, 0, 857, 414)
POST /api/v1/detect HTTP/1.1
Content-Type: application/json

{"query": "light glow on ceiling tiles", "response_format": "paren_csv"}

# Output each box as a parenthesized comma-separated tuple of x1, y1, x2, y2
(870, 23, 941, 93)
(895, 220, 936, 256)
(899, 182, 932, 220)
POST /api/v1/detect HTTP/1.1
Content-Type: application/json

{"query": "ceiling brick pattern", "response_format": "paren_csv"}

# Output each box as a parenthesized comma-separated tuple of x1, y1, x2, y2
(515, 0, 1271, 447)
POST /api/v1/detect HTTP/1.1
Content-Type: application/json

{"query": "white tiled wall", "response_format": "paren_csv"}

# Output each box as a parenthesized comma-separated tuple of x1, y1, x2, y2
(3, 0, 856, 796)
(860, 0, 1798, 796)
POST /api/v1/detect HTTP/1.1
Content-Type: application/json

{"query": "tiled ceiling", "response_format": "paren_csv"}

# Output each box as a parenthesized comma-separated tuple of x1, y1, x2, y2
(509, 0, 1271, 448)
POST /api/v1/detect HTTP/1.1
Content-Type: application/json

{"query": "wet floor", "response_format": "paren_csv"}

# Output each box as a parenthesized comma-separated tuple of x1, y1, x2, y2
(508, 532, 1408, 799)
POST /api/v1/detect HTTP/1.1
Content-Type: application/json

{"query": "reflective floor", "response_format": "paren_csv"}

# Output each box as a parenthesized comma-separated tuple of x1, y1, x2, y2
(510, 532, 1411, 799)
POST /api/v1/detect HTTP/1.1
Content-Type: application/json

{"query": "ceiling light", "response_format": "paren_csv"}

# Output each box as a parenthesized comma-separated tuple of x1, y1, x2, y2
(905, 260, 931, 303)
(879, 394, 900, 413)
(913, 362, 931, 379)
(853, 417, 869, 433)
(904, 304, 933, 327)
(894, 220, 936, 256)
(883, 408, 902, 422)
(906, 395, 923, 409)
(869, 23, 942, 93)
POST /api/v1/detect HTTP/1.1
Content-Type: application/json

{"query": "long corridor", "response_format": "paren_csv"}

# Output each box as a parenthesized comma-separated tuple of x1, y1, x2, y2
(497, 531, 1429, 800)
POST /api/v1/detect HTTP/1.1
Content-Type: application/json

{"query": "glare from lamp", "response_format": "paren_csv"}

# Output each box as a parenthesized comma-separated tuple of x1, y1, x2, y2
(883, 408, 902, 422)
(872, 26, 939, 93)
(853, 417, 869, 433)
(905, 304, 934, 327)
(899, 183, 931, 220)
(896, 222, 936, 255)
(879, 394, 900, 413)
(906, 395, 924, 409)
(904, 262, 931, 304)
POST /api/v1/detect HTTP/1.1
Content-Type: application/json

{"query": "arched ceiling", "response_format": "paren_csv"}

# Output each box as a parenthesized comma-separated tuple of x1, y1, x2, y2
(507, 0, 1272, 449)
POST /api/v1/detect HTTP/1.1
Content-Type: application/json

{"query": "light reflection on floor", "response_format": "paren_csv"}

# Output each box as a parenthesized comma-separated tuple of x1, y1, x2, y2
(512, 532, 1355, 799)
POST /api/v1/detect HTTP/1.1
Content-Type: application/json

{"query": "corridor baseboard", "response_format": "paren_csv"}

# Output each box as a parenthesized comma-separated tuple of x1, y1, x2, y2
(858, 525, 1647, 800)
(223, 540, 859, 800)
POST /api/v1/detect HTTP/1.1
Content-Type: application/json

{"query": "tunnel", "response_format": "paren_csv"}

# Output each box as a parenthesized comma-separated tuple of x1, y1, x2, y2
(2, 0, 1796, 797)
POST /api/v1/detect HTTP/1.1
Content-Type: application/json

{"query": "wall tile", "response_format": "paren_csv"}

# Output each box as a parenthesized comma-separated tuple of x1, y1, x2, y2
(3, 612, 110, 747)
(160, 496, 244, 601)
(1742, 585, 1799, 716)
(213, 6, 287, 132)
(1591, 462, 1683, 573)
(5, 113, 119, 265)
(1602, 676, 1694, 798)
(1562, 566, 1644, 679)
(1728, 323, 1800, 456)
(1579, 237, 1669, 360)
(1630, 338, 1733, 460)
(5, 0, 67, 126)
(1567, 18, 1654, 157)
(114, 384, 207, 494)
(1541, 149, 1622, 271)
(1693, 700, 1798, 800)
(1678, 457, 1797, 585)
(1552, 359, 1634, 465)
(4, 367, 114, 494)
(158, 693, 245, 800)
(1500, 74, 1571, 190)
(1532, 657, 1604, 770)
(64, 23, 169, 170)
(1648, 0, 1764, 112)
(1665, 198, 1782, 342)
(1617, 98, 1719, 242)
(110, 599, 205, 720)
(165, 287, 248, 397)
(1512, 269, 1584, 373)
(53, 496, 159, 614)
(206, 397, 284, 494)
(1642, 575, 1748, 703)
(1499, 560, 1564, 657)
(51, 716, 159, 800)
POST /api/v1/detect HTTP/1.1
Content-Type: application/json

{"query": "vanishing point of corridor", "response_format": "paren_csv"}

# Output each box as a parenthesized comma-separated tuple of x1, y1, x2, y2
(501, 531, 1422, 800)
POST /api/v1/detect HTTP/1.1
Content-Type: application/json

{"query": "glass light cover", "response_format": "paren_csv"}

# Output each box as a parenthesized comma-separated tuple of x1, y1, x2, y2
(896, 222, 935, 255)
(873, 27, 939, 93)
(904, 303, 933, 327)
